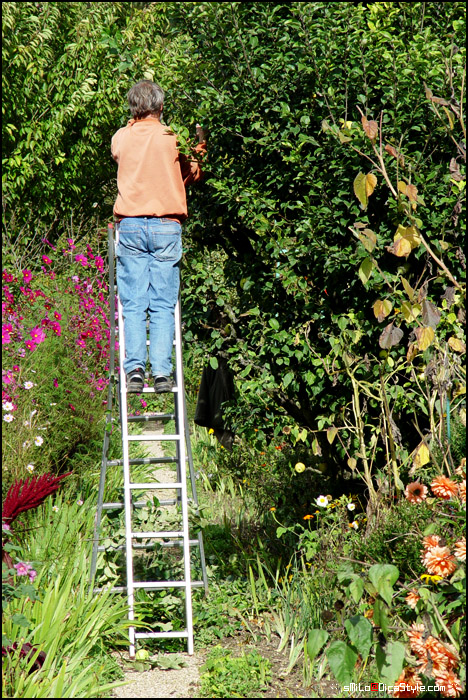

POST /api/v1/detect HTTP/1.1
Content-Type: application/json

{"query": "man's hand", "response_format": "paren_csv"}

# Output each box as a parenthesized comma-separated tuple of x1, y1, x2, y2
(196, 123, 206, 144)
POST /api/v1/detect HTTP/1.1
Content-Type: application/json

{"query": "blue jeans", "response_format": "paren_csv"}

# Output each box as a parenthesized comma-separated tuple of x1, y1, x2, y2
(116, 217, 182, 377)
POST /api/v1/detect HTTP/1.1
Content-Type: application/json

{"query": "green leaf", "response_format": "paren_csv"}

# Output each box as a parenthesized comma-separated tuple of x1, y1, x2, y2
(306, 629, 329, 661)
(344, 615, 373, 661)
(11, 613, 31, 628)
(269, 318, 280, 330)
(326, 641, 358, 685)
(348, 577, 364, 604)
(358, 257, 375, 285)
(375, 641, 406, 685)
(209, 357, 219, 370)
(368, 564, 399, 606)
(373, 598, 390, 638)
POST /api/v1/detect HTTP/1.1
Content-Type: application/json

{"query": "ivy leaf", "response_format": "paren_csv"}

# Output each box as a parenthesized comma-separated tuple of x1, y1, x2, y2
(379, 323, 404, 349)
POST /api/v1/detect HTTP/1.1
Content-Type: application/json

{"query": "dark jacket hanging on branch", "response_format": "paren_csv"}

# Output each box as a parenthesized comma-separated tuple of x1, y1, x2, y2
(194, 361, 236, 450)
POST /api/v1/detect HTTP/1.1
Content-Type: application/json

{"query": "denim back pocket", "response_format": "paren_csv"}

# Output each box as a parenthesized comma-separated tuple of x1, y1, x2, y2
(150, 223, 182, 263)
(116, 223, 143, 256)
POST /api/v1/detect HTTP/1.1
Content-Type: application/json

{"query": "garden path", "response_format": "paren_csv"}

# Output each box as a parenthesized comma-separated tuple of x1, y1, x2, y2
(112, 420, 204, 699)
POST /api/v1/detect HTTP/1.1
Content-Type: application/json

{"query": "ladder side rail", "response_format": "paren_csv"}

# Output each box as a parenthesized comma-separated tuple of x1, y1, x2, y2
(115, 223, 137, 658)
(174, 298, 195, 655)
(179, 306, 209, 596)
(90, 223, 118, 587)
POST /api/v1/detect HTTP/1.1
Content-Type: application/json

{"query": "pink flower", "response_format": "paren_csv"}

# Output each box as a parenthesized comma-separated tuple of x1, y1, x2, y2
(30, 327, 46, 344)
(50, 322, 61, 336)
(25, 340, 37, 351)
(69, 404, 76, 411)
(42, 255, 52, 265)
(53, 378, 58, 388)
(14, 561, 31, 576)
(22, 270, 33, 284)
(75, 254, 88, 267)
(54, 312, 62, 320)
(2, 327, 11, 345)
(67, 238, 76, 250)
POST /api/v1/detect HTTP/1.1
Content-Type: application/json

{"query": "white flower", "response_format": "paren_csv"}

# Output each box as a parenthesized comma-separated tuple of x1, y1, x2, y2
(347, 503, 356, 511)
(4, 414, 14, 423)
(24, 420, 30, 427)
(52, 505, 59, 513)
(24, 381, 34, 390)
(350, 521, 359, 530)
(23, 440, 31, 449)
(316, 495, 329, 508)
(26, 464, 35, 473)
(34, 436, 44, 446)
(77, 499, 84, 506)
(3, 401, 14, 412)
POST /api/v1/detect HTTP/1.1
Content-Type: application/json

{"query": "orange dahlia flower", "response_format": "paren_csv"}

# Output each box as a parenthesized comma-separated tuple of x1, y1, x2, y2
(454, 537, 466, 562)
(434, 669, 463, 698)
(407, 622, 426, 656)
(405, 589, 421, 609)
(393, 667, 422, 698)
(423, 545, 457, 577)
(458, 480, 466, 504)
(405, 481, 428, 504)
(422, 535, 441, 552)
(431, 476, 459, 500)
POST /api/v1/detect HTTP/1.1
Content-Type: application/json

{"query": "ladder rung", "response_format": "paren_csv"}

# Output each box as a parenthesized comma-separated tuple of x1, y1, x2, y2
(127, 413, 175, 423)
(133, 581, 194, 589)
(97, 539, 200, 551)
(127, 434, 181, 442)
(135, 631, 189, 640)
(141, 386, 177, 393)
(131, 531, 184, 539)
(106, 457, 177, 466)
(93, 582, 205, 594)
(129, 482, 183, 490)
(102, 499, 177, 509)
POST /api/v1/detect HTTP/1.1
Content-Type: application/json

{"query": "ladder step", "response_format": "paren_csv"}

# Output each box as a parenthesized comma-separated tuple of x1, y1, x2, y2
(107, 457, 177, 466)
(141, 387, 177, 393)
(127, 434, 181, 442)
(131, 531, 184, 539)
(130, 482, 183, 490)
(102, 499, 178, 509)
(93, 581, 204, 594)
(97, 539, 200, 551)
(135, 631, 189, 640)
(127, 413, 175, 423)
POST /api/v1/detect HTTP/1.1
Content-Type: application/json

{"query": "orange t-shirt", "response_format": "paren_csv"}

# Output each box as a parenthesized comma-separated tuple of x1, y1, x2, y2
(111, 116, 205, 222)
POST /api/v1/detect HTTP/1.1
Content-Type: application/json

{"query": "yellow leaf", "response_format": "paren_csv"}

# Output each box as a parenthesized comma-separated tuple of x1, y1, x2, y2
(393, 237, 412, 257)
(354, 172, 368, 209)
(412, 442, 430, 468)
(401, 277, 415, 300)
(406, 342, 418, 363)
(415, 326, 435, 351)
(448, 337, 466, 353)
(373, 299, 393, 322)
(347, 457, 357, 470)
(398, 181, 408, 195)
(406, 184, 418, 202)
(326, 427, 338, 444)
(401, 302, 421, 322)
(365, 172, 377, 197)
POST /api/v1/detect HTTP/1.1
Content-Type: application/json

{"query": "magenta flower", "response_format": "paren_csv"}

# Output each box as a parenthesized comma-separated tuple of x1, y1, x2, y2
(42, 255, 52, 265)
(2, 327, 11, 345)
(14, 561, 31, 576)
(54, 312, 62, 320)
(53, 378, 58, 388)
(67, 238, 76, 249)
(30, 327, 46, 344)
(22, 270, 33, 284)
(75, 254, 88, 267)
(25, 340, 37, 351)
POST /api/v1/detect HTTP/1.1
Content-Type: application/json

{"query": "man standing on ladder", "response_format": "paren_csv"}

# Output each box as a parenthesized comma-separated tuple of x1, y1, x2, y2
(111, 80, 206, 394)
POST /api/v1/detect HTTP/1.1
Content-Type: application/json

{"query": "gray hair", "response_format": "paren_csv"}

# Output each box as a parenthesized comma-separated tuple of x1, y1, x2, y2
(127, 80, 165, 118)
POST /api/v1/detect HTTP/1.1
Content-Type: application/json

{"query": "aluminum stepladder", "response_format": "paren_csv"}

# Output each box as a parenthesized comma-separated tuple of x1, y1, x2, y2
(90, 222, 208, 658)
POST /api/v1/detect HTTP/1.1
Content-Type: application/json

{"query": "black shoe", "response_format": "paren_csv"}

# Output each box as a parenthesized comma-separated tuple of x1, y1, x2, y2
(126, 368, 145, 393)
(153, 375, 175, 393)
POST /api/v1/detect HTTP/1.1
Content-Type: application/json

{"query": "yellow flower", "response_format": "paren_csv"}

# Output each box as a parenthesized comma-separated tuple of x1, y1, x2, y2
(303, 514, 314, 520)
(295, 462, 306, 473)
(269, 507, 276, 512)
(420, 573, 444, 584)
(208, 428, 214, 434)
